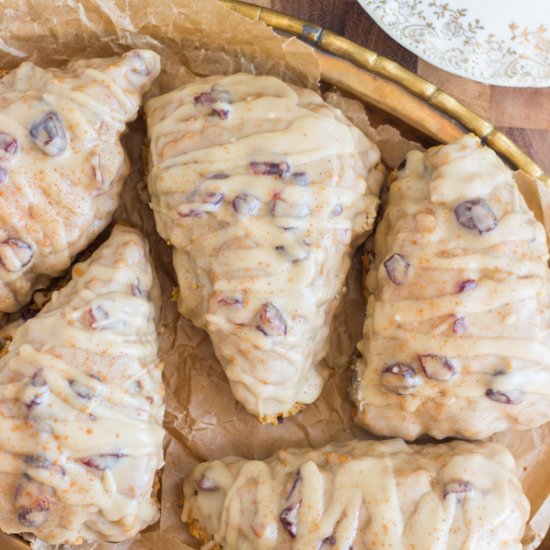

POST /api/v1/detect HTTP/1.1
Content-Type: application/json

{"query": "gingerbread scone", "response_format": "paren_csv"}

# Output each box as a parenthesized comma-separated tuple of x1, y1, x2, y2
(0, 225, 165, 544)
(0, 50, 160, 313)
(354, 134, 550, 440)
(145, 73, 382, 422)
(182, 438, 529, 549)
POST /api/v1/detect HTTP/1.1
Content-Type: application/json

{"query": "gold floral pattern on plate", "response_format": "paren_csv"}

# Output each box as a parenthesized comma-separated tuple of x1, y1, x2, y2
(358, 0, 550, 87)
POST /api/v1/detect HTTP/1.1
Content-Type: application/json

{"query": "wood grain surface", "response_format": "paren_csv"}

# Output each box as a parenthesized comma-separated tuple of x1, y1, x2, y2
(250, 0, 550, 176)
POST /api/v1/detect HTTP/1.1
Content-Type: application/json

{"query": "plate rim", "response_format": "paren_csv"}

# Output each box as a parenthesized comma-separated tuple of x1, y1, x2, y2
(356, 0, 550, 88)
(220, 0, 549, 187)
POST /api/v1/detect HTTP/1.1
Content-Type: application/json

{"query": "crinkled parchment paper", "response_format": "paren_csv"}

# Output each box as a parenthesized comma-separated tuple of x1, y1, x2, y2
(0, 1, 548, 548)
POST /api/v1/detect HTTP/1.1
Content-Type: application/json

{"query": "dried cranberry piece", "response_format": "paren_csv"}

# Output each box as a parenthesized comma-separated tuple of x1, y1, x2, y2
(207, 172, 230, 180)
(250, 161, 290, 177)
(218, 296, 242, 306)
(280, 501, 300, 538)
(322, 535, 336, 546)
(69, 380, 93, 400)
(458, 279, 477, 292)
(195, 475, 219, 492)
(381, 363, 420, 395)
(291, 171, 309, 186)
(383, 253, 410, 285)
(233, 193, 261, 216)
(15, 475, 53, 528)
(131, 280, 151, 301)
(0, 132, 18, 159)
(418, 354, 456, 381)
(31, 370, 46, 387)
(454, 198, 497, 234)
(21, 307, 38, 321)
(256, 302, 287, 337)
(286, 471, 300, 500)
(444, 480, 473, 499)
(88, 305, 108, 329)
(452, 316, 467, 334)
(81, 453, 126, 471)
(486, 388, 524, 404)
(178, 209, 204, 218)
(29, 111, 68, 156)
(200, 191, 224, 206)
(194, 86, 231, 119)
(0, 239, 33, 272)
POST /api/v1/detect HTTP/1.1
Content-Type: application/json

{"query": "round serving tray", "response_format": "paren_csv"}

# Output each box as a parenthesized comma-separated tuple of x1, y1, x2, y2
(221, 0, 549, 187)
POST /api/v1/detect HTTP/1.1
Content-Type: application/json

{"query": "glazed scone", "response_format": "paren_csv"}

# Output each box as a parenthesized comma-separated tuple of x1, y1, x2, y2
(0, 225, 165, 544)
(354, 134, 550, 440)
(145, 73, 382, 421)
(0, 50, 160, 313)
(182, 438, 529, 549)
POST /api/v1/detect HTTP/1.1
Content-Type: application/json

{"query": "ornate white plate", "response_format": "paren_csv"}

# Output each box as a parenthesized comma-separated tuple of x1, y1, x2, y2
(357, 0, 550, 87)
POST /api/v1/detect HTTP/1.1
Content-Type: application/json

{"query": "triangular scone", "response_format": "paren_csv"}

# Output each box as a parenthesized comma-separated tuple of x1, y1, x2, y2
(354, 134, 550, 440)
(145, 73, 382, 421)
(0, 50, 160, 313)
(0, 225, 165, 544)
(183, 439, 529, 549)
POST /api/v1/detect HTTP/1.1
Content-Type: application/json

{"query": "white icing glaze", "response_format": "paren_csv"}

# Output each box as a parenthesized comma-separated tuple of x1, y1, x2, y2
(0, 225, 165, 544)
(182, 439, 529, 549)
(145, 73, 382, 419)
(0, 50, 160, 313)
(354, 134, 550, 440)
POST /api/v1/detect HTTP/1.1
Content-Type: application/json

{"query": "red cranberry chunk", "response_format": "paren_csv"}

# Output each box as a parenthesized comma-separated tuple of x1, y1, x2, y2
(452, 316, 468, 335)
(88, 305, 109, 329)
(29, 111, 68, 156)
(291, 171, 309, 186)
(250, 161, 290, 177)
(256, 302, 287, 337)
(31, 369, 47, 387)
(21, 306, 38, 321)
(131, 280, 151, 301)
(0, 132, 18, 159)
(486, 388, 524, 404)
(322, 535, 336, 546)
(218, 296, 242, 306)
(15, 475, 54, 528)
(26, 382, 49, 409)
(24, 455, 65, 476)
(419, 354, 456, 381)
(207, 172, 230, 180)
(69, 380, 93, 400)
(178, 209, 204, 218)
(383, 253, 410, 285)
(286, 470, 301, 500)
(233, 193, 261, 216)
(454, 198, 497, 234)
(444, 479, 473, 498)
(81, 453, 126, 471)
(381, 363, 421, 395)
(0, 239, 33, 272)
(458, 279, 477, 292)
(195, 475, 219, 492)
(280, 501, 300, 538)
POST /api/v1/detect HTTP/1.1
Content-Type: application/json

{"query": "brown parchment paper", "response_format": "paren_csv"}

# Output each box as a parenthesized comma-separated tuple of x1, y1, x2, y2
(0, 1, 549, 548)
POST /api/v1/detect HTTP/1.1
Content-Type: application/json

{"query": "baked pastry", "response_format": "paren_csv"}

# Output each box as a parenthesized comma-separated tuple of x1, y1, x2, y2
(0, 50, 160, 313)
(145, 73, 382, 422)
(182, 438, 529, 549)
(0, 225, 165, 544)
(354, 134, 550, 440)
